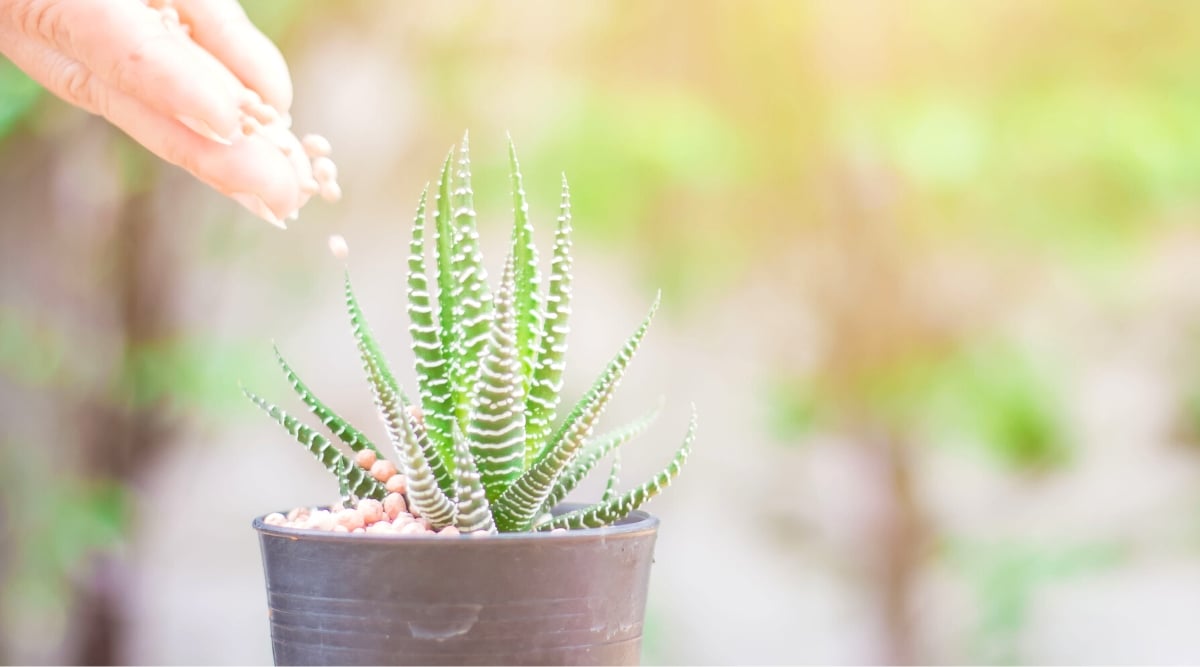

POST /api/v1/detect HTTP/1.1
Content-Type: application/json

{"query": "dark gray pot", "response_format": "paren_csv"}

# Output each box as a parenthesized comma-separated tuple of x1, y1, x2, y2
(252, 504, 659, 666)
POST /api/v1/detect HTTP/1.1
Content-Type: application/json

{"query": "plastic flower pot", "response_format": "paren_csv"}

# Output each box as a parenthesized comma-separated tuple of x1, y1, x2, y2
(252, 504, 659, 666)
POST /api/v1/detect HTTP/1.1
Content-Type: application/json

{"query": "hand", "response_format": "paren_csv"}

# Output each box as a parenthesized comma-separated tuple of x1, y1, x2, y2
(0, 0, 328, 227)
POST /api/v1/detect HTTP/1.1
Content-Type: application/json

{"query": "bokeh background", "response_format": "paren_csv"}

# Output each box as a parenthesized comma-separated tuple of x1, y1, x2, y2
(4, 1, 1200, 663)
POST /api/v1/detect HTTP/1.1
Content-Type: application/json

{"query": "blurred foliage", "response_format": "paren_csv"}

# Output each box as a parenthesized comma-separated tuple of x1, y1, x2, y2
(766, 342, 1071, 471)
(0, 61, 41, 142)
(924, 344, 1072, 471)
(0, 440, 130, 622)
(947, 538, 1125, 664)
(0, 306, 272, 418)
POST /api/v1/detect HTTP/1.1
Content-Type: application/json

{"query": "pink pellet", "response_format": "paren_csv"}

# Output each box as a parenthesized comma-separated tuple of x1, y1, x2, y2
(319, 181, 343, 203)
(383, 493, 407, 520)
(302, 134, 333, 158)
(399, 522, 425, 535)
(438, 526, 460, 537)
(354, 449, 376, 470)
(328, 234, 349, 260)
(263, 512, 286, 526)
(308, 511, 335, 531)
(312, 157, 338, 183)
(352, 527, 365, 534)
(406, 404, 424, 425)
(370, 459, 397, 483)
(333, 525, 349, 533)
(385, 474, 406, 494)
(358, 499, 384, 525)
(335, 509, 365, 532)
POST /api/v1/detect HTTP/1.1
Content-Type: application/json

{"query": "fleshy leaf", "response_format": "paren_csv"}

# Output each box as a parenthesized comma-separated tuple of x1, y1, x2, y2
(601, 450, 620, 503)
(344, 273, 407, 404)
(507, 136, 543, 401)
(406, 185, 455, 469)
(395, 405, 458, 529)
(524, 174, 574, 464)
(449, 132, 494, 426)
(364, 347, 457, 529)
(543, 405, 696, 530)
(467, 253, 526, 502)
(494, 294, 660, 532)
(348, 276, 454, 497)
(452, 421, 496, 534)
(433, 147, 458, 422)
(538, 402, 662, 513)
(336, 458, 356, 506)
(273, 344, 381, 456)
(242, 387, 386, 500)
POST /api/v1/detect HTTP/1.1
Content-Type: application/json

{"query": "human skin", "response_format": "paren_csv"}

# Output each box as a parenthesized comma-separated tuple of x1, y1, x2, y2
(0, 0, 305, 226)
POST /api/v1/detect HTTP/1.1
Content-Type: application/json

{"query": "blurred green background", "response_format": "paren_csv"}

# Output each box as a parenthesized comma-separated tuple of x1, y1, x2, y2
(4, 1, 1200, 664)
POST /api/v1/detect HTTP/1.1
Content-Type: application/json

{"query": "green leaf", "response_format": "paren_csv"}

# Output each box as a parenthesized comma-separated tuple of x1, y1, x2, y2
(544, 405, 695, 530)
(449, 132, 495, 427)
(507, 135, 543, 401)
(336, 458, 355, 506)
(451, 421, 496, 533)
(601, 450, 620, 503)
(406, 185, 455, 469)
(344, 273, 406, 403)
(273, 344, 380, 456)
(467, 253, 526, 502)
(396, 403, 458, 529)
(524, 174, 574, 464)
(433, 146, 459, 422)
(347, 275, 454, 497)
(364, 348, 457, 529)
(494, 293, 660, 532)
(539, 402, 661, 513)
(242, 387, 386, 500)
(0, 61, 42, 141)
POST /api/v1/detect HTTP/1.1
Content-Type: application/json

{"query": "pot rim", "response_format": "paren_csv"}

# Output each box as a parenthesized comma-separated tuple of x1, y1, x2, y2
(251, 502, 659, 543)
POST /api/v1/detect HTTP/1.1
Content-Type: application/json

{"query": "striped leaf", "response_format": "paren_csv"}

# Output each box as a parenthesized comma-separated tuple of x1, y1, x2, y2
(344, 273, 407, 404)
(336, 458, 355, 506)
(523, 174, 574, 464)
(242, 387, 387, 500)
(449, 132, 495, 427)
(395, 403, 458, 529)
(538, 403, 661, 514)
(507, 136, 543, 401)
(452, 421, 496, 534)
(273, 344, 381, 456)
(467, 253, 526, 502)
(601, 450, 620, 503)
(494, 294, 660, 532)
(432, 147, 458, 421)
(348, 276, 454, 497)
(542, 405, 696, 530)
(364, 345, 457, 529)
(406, 185, 456, 469)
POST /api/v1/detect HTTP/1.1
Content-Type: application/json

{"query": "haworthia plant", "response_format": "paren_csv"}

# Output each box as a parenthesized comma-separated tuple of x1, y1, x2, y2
(245, 137, 696, 532)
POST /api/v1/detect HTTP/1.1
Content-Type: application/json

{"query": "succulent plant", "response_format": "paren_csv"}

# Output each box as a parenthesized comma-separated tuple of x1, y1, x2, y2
(244, 134, 696, 534)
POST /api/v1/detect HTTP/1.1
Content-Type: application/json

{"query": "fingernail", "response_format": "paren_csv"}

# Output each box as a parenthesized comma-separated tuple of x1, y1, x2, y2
(176, 115, 233, 145)
(231, 193, 287, 229)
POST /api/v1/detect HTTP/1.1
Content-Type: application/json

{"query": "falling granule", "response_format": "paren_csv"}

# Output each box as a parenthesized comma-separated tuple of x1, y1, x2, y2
(328, 234, 349, 259)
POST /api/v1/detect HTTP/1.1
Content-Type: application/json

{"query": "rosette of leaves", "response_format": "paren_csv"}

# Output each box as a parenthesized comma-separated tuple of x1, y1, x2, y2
(244, 134, 695, 533)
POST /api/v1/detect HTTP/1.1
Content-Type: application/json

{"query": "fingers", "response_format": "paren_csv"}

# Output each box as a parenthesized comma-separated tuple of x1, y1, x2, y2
(172, 0, 293, 112)
(7, 28, 301, 227)
(25, 0, 248, 141)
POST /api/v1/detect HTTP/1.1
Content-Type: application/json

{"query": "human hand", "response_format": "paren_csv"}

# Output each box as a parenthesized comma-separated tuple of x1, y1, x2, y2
(0, 0, 339, 228)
